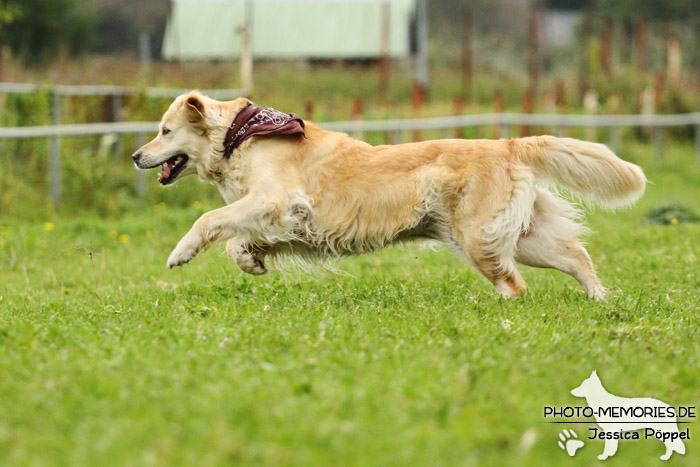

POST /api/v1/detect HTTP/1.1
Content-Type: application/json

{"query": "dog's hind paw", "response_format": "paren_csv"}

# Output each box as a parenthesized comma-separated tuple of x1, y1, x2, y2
(236, 253, 267, 275)
(226, 240, 267, 275)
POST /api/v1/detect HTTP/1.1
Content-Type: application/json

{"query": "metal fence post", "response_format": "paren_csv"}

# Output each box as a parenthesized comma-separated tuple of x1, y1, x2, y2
(653, 127, 664, 162)
(609, 126, 621, 153)
(136, 132, 147, 197)
(50, 93, 61, 207)
(111, 93, 122, 159)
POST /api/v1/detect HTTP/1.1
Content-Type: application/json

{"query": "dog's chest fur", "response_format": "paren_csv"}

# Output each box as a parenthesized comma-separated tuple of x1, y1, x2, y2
(212, 154, 248, 204)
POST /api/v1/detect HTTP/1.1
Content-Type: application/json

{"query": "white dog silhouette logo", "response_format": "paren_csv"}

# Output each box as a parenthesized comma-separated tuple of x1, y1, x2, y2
(570, 370, 686, 461)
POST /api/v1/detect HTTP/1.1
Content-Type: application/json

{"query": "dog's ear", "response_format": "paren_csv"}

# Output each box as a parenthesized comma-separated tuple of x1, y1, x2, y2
(591, 370, 598, 379)
(185, 95, 206, 132)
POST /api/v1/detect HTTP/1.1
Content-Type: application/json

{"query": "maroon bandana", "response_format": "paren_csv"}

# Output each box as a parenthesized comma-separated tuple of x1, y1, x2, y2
(222, 104, 305, 158)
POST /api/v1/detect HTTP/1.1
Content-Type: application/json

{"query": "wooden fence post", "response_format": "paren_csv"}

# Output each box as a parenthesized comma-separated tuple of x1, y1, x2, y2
(583, 89, 598, 141)
(636, 16, 648, 73)
(351, 97, 364, 141)
(666, 39, 682, 87)
(695, 125, 700, 164)
(50, 93, 61, 207)
(461, 6, 473, 100)
(527, 7, 541, 99)
(579, 14, 592, 100)
(555, 80, 566, 109)
(415, 0, 429, 94)
(554, 80, 566, 137)
(608, 93, 621, 153)
(240, 24, 254, 97)
(412, 83, 424, 142)
(379, 0, 391, 106)
(453, 96, 464, 139)
(304, 101, 314, 121)
(601, 17, 613, 77)
(494, 90, 504, 139)
(521, 89, 533, 137)
(653, 72, 666, 161)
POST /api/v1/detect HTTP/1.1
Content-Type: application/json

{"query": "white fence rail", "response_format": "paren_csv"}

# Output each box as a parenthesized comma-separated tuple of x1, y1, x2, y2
(0, 82, 245, 203)
(1, 112, 700, 205)
(2, 112, 700, 137)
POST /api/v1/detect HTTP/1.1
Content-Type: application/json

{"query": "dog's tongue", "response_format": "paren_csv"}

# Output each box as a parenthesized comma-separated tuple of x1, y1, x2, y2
(160, 160, 173, 180)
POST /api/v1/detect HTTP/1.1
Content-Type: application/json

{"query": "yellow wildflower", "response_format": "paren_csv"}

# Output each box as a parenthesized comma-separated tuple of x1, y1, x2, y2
(192, 201, 203, 209)
(0, 239, 5, 248)
(119, 234, 130, 243)
(154, 202, 167, 211)
(146, 230, 153, 239)
(671, 218, 679, 225)
(44, 222, 54, 231)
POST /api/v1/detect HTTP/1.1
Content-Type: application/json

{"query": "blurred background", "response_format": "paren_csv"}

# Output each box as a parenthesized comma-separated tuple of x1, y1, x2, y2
(0, 0, 699, 219)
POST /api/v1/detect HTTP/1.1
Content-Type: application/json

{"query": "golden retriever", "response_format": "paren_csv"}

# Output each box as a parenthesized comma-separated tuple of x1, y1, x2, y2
(132, 92, 646, 299)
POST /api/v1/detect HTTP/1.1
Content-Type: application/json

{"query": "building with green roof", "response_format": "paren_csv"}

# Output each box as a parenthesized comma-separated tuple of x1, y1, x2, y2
(163, 0, 417, 61)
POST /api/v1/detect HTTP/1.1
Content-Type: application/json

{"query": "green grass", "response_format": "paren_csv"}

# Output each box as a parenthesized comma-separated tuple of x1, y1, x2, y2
(0, 143, 699, 466)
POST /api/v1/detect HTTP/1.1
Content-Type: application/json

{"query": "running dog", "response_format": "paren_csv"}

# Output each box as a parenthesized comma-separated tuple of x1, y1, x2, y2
(132, 92, 646, 299)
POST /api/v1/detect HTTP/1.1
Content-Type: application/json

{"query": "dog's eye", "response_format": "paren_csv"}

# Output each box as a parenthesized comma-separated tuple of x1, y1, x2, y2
(162, 127, 171, 136)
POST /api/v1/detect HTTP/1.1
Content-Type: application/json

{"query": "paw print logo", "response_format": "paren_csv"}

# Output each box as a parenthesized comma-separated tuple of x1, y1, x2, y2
(558, 429, 584, 456)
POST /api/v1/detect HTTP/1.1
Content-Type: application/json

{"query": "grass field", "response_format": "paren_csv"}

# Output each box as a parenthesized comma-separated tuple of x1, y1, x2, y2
(0, 142, 699, 466)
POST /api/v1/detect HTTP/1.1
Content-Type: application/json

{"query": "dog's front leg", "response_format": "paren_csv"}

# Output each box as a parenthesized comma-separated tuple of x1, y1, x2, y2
(167, 193, 275, 269)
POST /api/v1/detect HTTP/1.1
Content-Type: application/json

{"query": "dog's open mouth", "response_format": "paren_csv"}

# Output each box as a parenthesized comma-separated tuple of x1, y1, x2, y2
(158, 154, 189, 185)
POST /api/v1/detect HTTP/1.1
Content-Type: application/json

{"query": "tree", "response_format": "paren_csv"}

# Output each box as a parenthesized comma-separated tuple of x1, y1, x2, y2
(81, 0, 170, 55)
(0, 0, 94, 64)
(0, 1, 22, 28)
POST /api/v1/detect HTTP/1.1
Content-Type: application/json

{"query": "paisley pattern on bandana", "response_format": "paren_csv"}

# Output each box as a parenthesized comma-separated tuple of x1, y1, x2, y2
(223, 104, 306, 158)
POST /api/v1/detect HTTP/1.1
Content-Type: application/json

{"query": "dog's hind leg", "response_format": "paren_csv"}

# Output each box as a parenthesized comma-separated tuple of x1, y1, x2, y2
(226, 238, 267, 275)
(449, 164, 534, 298)
(515, 189, 606, 300)
(466, 243, 528, 299)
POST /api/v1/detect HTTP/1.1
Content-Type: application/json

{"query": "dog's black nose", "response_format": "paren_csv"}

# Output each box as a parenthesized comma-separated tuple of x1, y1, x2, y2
(132, 151, 142, 162)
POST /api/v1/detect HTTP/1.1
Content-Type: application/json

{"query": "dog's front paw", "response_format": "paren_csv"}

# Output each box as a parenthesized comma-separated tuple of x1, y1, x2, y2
(166, 237, 202, 269)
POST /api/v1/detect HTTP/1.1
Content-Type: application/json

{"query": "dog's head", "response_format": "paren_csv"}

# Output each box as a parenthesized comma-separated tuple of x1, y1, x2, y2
(132, 92, 250, 186)
(570, 370, 601, 398)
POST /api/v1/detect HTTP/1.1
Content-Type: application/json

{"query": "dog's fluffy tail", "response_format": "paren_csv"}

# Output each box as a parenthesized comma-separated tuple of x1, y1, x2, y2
(515, 135, 646, 209)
